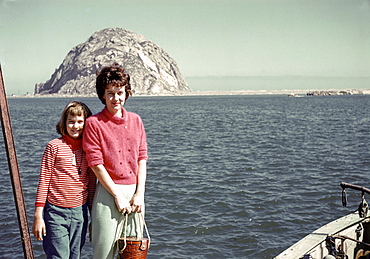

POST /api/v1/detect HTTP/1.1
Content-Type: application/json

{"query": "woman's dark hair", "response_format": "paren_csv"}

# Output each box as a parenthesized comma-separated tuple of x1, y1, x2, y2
(56, 101, 92, 136)
(96, 63, 132, 105)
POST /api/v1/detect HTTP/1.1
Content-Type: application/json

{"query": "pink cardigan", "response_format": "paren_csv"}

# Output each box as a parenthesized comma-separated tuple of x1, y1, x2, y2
(82, 107, 148, 185)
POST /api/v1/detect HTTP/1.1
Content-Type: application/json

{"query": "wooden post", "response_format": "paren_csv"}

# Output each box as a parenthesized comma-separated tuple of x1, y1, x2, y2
(0, 65, 34, 258)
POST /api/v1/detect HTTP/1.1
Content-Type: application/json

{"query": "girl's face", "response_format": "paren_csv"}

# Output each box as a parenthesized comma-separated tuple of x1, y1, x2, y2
(66, 114, 85, 139)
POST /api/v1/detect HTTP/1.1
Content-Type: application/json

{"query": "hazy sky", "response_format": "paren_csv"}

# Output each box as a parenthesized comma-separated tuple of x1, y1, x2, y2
(0, 0, 369, 94)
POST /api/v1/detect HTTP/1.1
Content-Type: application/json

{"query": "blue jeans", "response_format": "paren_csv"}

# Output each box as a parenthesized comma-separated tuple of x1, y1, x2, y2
(43, 202, 88, 259)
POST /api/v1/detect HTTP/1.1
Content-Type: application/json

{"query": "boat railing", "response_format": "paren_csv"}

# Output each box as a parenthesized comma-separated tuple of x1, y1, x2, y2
(341, 182, 370, 218)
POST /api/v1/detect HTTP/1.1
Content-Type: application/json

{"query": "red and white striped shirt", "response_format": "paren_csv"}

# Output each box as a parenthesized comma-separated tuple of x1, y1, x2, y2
(35, 135, 96, 208)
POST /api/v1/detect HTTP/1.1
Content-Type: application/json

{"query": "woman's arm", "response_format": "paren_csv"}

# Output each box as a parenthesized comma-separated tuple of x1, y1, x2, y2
(91, 164, 132, 214)
(130, 159, 147, 213)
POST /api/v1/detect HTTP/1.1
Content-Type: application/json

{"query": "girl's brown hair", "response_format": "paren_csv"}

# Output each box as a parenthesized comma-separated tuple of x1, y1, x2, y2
(56, 101, 92, 136)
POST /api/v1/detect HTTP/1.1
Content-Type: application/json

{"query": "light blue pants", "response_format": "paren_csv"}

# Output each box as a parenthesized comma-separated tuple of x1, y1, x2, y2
(91, 183, 144, 259)
(43, 202, 88, 259)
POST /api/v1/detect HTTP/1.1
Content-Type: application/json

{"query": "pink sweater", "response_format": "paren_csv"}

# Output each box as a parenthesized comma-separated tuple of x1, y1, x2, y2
(82, 107, 148, 185)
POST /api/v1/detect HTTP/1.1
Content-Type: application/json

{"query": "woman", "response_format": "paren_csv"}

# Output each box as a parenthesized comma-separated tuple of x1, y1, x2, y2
(83, 63, 148, 259)
(33, 101, 95, 259)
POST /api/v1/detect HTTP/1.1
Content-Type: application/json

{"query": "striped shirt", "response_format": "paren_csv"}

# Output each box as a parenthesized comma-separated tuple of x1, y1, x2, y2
(35, 135, 96, 208)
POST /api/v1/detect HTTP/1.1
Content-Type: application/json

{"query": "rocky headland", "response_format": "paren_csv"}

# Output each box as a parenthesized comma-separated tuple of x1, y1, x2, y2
(34, 28, 190, 96)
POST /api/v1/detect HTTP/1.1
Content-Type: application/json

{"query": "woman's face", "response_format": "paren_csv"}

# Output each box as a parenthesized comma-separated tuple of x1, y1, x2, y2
(66, 115, 85, 139)
(103, 84, 126, 115)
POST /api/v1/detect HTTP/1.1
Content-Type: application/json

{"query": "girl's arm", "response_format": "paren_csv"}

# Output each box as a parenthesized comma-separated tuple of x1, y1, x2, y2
(130, 159, 147, 213)
(32, 207, 46, 240)
(91, 164, 132, 214)
(33, 143, 54, 240)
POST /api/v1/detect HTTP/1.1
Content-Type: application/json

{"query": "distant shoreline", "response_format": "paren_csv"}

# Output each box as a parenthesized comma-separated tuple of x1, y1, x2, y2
(7, 88, 370, 98)
(8, 76, 370, 97)
(173, 88, 370, 96)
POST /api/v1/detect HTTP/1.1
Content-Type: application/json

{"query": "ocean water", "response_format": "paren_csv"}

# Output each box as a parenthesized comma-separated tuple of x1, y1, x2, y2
(0, 94, 369, 258)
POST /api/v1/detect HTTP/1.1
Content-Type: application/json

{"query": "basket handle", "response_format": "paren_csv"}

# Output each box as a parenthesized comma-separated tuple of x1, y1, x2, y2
(117, 212, 150, 251)
(139, 213, 151, 250)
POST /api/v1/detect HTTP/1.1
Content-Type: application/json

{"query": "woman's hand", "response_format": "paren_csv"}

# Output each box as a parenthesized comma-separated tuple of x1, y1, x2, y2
(131, 160, 146, 213)
(91, 165, 133, 214)
(130, 193, 144, 213)
(114, 195, 132, 214)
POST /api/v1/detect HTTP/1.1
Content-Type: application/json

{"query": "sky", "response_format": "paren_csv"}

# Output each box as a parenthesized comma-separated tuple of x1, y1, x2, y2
(0, 0, 369, 94)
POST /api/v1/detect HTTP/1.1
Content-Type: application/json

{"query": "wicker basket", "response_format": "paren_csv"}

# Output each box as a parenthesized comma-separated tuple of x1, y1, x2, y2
(118, 237, 149, 259)
(117, 213, 150, 259)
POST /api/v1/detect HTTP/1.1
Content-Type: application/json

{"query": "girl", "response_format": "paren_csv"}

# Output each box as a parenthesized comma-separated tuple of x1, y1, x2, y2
(32, 101, 96, 259)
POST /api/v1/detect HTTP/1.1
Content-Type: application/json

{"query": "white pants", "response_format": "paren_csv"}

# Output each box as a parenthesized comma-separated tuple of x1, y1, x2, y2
(91, 183, 144, 259)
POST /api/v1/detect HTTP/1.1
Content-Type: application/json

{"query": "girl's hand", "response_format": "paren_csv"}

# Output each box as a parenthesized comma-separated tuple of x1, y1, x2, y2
(130, 193, 144, 213)
(32, 217, 46, 241)
(114, 195, 132, 214)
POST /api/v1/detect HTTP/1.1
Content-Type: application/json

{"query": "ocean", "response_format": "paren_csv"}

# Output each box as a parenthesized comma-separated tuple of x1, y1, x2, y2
(0, 94, 369, 258)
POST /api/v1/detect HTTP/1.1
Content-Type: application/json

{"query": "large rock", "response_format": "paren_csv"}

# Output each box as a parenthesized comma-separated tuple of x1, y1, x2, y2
(34, 28, 190, 95)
